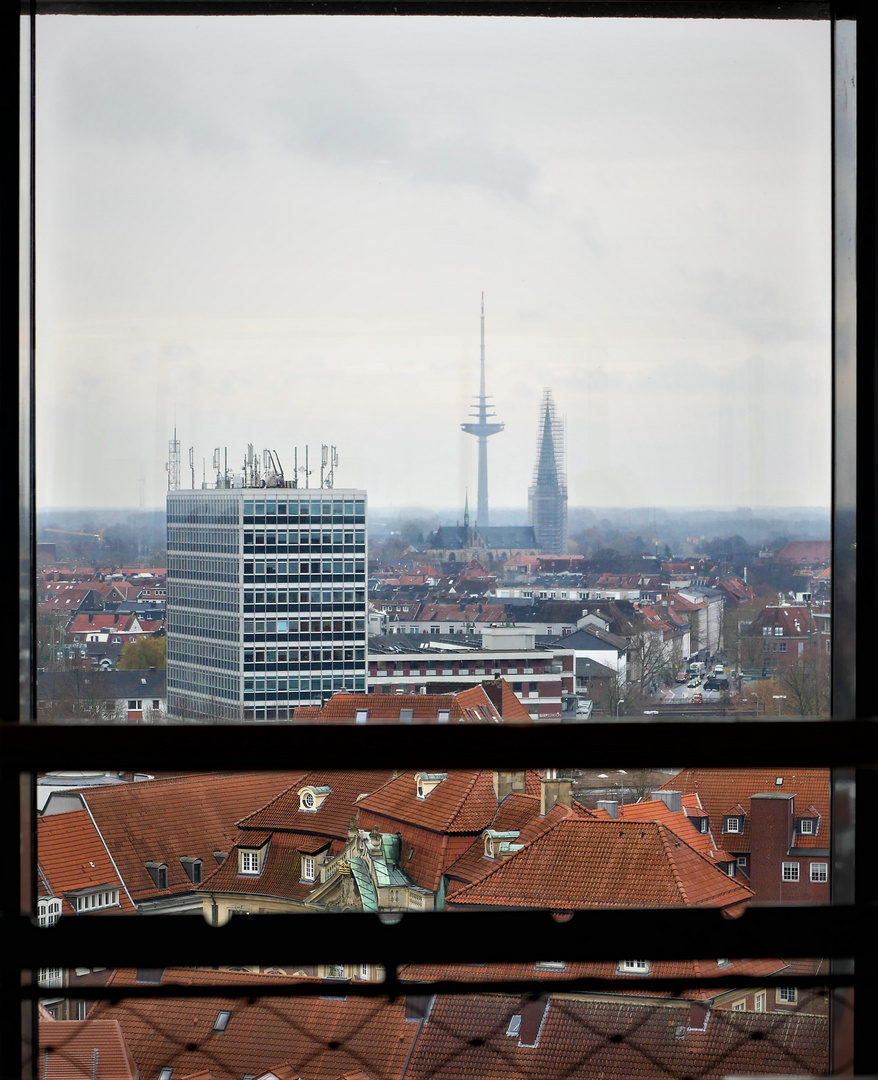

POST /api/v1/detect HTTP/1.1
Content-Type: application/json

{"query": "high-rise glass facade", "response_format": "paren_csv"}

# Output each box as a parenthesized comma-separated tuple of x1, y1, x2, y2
(167, 488, 367, 720)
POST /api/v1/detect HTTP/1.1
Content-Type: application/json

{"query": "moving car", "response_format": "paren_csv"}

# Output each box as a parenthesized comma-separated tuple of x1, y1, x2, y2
(687, 678, 700, 688)
(692, 692, 703, 704)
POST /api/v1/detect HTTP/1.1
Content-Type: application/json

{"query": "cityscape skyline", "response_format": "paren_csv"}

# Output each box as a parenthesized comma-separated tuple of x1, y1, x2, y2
(36, 16, 830, 511)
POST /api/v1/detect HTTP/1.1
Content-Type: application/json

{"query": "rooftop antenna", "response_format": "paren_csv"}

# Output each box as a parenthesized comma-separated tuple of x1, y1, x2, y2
(322, 444, 339, 488)
(189, 447, 195, 489)
(213, 448, 221, 488)
(166, 427, 181, 491)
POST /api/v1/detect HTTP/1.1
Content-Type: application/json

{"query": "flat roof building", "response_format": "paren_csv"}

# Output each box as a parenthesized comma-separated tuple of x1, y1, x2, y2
(167, 483, 367, 720)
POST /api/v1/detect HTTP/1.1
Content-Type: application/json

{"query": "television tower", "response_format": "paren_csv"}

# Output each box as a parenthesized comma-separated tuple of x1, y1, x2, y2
(461, 294, 504, 528)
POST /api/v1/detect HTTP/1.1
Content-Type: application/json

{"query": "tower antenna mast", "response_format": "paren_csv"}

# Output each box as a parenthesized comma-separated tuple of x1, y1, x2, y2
(461, 293, 504, 528)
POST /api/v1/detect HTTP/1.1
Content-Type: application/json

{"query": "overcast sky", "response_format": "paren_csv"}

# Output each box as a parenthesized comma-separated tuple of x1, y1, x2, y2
(35, 14, 830, 512)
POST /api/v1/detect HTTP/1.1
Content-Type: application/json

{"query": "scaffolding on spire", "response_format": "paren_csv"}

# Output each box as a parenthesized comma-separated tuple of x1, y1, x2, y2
(528, 389, 568, 554)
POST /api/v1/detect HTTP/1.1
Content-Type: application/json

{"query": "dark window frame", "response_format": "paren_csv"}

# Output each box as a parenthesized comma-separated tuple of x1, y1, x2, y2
(3, 2, 876, 1078)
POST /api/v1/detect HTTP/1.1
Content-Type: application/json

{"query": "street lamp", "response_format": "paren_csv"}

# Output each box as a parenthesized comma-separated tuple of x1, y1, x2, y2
(773, 694, 787, 716)
(615, 699, 625, 719)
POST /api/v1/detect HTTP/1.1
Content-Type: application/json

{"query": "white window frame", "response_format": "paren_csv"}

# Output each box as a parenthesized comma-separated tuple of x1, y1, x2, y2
(799, 818, 815, 834)
(736, 856, 748, 867)
(724, 816, 741, 833)
(782, 862, 800, 882)
(755, 992, 766, 1012)
(37, 897, 61, 926)
(619, 959, 650, 973)
(777, 986, 798, 1004)
(239, 850, 261, 875)
(810, 862, 829, 882)
(301, 855, 315, 882)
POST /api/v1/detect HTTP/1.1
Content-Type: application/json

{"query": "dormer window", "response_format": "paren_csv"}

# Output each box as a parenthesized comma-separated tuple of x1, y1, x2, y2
(179, 856, 202, 885)
(618, 960, 650, 974)
(415, 772, 447, 799)
(144, 862, 168, 889)
(799, 818, 816, 835)
(724, 816, 744, 834)
(299, 785, 332, 812)
(239, 849, 262, 876)
(437, 710, 450, 723)
(300, 855, 316, 882)
(71, 887, 121, 912)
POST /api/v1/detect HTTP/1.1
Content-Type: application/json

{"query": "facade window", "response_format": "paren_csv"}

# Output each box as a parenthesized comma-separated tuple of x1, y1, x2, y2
(724, 816, 742, 833)
(618, 960, 650, 973)
(755, 992, 766, 1012)
(239, 850, 261, 875)
(732, 1000, 746, 1011)
(736, 856, 748, 867)
(301, 856, 315, 882)
(782, 862, 800, 882)
(38, 968, 63, 989)
(811, 862, 829, 883)
(799, 818, 815, 834)
(777, 987, 798, 1004)
(37, 897, 61, 926)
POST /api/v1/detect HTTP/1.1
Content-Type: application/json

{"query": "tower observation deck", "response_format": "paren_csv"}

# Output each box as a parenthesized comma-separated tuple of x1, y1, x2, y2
(461, 295, 504, 528)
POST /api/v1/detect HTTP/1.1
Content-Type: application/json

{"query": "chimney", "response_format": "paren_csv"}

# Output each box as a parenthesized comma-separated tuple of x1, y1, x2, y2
(651, 790, 682, 813)
(493, 770, 528, 802)
(540, 777, 572, 816)
(596, 800, 619, 818)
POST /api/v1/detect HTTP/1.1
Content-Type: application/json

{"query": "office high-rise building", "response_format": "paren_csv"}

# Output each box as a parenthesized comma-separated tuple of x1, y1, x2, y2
(528, 389, 568, 555)
(167, 476, 367, 721)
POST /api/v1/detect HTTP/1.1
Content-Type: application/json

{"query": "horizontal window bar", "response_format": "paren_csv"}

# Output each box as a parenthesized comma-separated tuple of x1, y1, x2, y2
(14, 906, 873, 966)
(4, 719, 876, 770)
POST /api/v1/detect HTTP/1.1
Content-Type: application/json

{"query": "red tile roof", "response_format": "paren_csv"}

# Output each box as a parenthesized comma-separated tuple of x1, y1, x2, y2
(591, 799, 735, 864)
(446, 819, 754, 913)
(355, 771, 541, 835)
(64, 773, 307, 903)
(199, 829, 347, 902)
(38, 1017, 139, 1079)
(305, 690, 504, 724)
(398, 956, 788, 994)
(237, 771, 394, 840)
(38, 809, 137, 914)
(659, 769, 831, 854)
(89, 969, 417, 1080)
(403, 993, 828, 1080)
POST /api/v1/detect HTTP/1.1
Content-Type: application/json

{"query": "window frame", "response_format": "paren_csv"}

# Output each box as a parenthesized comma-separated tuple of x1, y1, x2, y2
(5, 4, 877, 1080)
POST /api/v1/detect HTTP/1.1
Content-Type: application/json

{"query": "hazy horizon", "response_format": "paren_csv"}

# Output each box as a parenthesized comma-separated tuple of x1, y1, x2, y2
(36, 16, 830, 511)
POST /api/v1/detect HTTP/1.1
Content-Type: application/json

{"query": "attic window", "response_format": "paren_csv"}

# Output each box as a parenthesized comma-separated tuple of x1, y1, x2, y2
(618, 960, 650, 973)
(180, 856, 202, 885)
(239, 850, 261, 875)
(355, 709, 369, 724)
(415, 772, 447, 799)
(144, 862, 168, 889)
(535, 961, 566, 971)
(506, 1014, 522, 1037)
(212, 1010, 231, 1033)
(724, 816, 743, 834)
(299, 785, 331, 812)
(799, 818, 816, 834)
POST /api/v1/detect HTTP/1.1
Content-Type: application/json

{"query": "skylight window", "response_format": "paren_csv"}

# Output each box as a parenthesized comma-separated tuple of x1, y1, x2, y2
(506, 1014, 522, 1037)
(212, 1010, 231, 1033)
